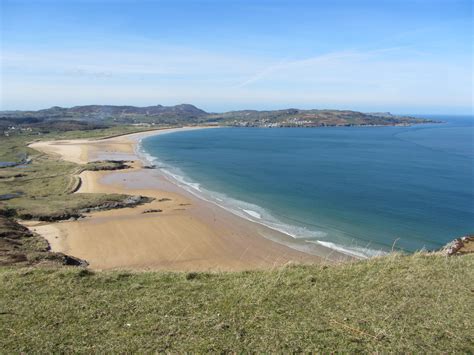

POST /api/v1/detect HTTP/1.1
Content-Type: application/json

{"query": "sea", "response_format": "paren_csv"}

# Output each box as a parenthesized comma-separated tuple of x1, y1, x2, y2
(139, 115, 474, 257)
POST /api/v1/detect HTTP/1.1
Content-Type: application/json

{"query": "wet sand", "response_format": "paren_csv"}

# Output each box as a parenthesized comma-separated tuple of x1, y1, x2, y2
(26, 127, 349, 271)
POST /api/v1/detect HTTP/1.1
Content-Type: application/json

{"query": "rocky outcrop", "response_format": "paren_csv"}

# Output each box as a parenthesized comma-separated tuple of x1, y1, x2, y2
(0, 214, 88, 267)
(442, 235, 474, 256)
(142, 209, 162, 214)
(56, 253, 89, 267)
(16, 195, 154, 222)
(78, 195, 153, 214)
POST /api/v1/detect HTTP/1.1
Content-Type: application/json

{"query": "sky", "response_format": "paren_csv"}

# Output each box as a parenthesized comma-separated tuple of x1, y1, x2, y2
(0, 0, 472, 114)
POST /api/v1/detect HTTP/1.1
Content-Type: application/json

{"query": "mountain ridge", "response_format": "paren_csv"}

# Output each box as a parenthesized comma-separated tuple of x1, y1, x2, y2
(0, 104, 440, 128)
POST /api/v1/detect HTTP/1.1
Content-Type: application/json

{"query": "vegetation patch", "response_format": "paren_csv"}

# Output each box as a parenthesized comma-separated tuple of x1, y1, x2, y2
(83, 160, 132, 172)
(0, 127, 153, 220)
(0, 253, 472, 352)
(0, 214, 86, 267)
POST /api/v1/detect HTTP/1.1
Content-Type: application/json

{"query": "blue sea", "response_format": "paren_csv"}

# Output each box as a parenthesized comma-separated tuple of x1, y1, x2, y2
(140, 115, 474, 257)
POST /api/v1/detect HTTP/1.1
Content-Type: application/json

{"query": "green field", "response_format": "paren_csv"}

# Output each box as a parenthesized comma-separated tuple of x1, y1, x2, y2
(1, 253, 472, 352)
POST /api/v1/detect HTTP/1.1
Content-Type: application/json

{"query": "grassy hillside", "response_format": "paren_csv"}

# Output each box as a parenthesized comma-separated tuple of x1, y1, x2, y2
(1, 253, 473, 352)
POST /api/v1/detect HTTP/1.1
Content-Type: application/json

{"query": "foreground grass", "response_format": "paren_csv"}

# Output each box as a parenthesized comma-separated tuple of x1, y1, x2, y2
(1, 253, 473, 352)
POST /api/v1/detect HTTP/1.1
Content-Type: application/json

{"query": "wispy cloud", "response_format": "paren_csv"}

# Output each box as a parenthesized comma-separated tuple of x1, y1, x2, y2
(1, 43, 471, 112)
(234, 47, 417, 88)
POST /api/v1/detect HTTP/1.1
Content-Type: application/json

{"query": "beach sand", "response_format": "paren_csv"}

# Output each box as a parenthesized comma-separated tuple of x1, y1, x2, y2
(25, 127, 349, 271)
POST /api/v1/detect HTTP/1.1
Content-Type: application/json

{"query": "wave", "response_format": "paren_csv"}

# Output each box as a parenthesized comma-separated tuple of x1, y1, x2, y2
(137, 149, 157, 166)
(313, 241, 386, 258)
(136, 138, 384, 259)
(243, 209, 262, 219)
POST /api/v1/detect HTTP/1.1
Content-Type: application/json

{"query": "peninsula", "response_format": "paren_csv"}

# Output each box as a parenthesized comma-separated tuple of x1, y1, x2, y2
(1, 104, 439, 134)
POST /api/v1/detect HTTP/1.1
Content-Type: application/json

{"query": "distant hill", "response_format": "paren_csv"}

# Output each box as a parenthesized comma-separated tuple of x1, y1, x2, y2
(209, 108, 438, 127)
(1, 104, 208, 124)
(63, 103, 207, 117)
(0, 104, 439, 130)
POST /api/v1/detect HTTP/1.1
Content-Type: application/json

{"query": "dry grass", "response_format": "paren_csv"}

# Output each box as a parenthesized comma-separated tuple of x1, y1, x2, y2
(1, 253, 473, 352)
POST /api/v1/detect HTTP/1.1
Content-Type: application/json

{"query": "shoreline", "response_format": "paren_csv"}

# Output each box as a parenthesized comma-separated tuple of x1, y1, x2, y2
(25, 126, 351, 271)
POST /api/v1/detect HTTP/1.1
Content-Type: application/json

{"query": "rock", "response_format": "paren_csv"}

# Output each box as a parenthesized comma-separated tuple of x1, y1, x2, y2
(442, 235, 474, 256)
(61, 253, 89, 267)
(142, 209, 162, 214)
(78, 195, 154, 214)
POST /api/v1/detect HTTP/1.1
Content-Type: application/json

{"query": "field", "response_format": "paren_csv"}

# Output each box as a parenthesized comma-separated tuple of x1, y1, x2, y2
(1, 253, 473, 352)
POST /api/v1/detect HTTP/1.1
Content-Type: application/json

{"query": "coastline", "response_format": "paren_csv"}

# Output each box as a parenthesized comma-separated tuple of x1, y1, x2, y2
(24, 126, 351, 271)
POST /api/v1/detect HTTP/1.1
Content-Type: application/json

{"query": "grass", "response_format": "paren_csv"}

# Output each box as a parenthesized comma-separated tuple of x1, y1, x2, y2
(0, 253, 473, 352)
(0, 136, 36, 163)
(82, 160, 131, 172)
(0, 150, 128, 219)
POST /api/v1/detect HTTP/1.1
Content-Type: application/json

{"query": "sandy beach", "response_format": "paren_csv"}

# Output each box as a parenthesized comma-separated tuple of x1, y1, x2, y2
(25, 127, 349, 271)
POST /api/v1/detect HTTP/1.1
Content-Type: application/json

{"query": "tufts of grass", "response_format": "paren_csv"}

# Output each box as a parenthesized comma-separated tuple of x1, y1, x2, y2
(0, 253, 473, 352)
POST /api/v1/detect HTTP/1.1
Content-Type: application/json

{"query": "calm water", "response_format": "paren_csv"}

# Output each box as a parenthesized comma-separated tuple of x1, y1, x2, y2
(141, 115, 474, 256)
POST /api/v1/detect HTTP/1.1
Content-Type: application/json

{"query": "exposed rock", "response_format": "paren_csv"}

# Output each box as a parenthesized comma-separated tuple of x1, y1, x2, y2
(442, 235, 474, 256)
(58, 253, 89, 267)
(79, 195, 154, 214)
(17, 196, 153, 222)
(142, 209, 162, 214)
(0, 214, 88, 267)
(35, 213, 82, 222)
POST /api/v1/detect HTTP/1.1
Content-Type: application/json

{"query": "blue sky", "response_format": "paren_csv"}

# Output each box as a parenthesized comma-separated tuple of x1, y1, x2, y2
(1, 0, 472, 113)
